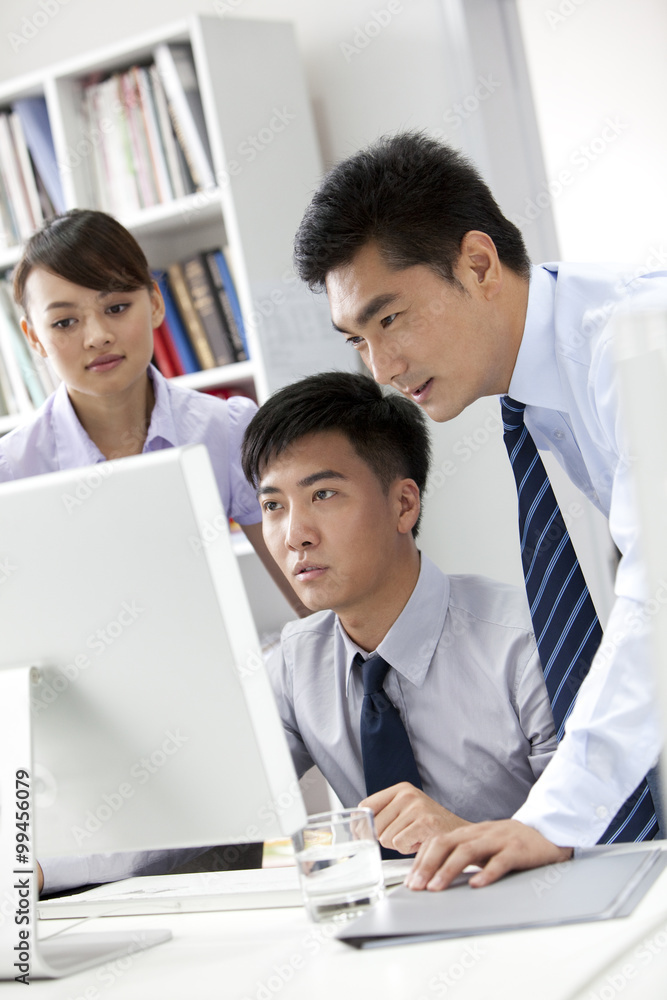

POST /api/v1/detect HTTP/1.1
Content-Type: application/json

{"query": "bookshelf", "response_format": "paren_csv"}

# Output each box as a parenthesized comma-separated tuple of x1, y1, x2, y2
(0, 13, 352, 431)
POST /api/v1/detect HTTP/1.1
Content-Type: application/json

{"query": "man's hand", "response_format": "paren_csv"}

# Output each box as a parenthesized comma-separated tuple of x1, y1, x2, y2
(360, 782, 470, 855)
(404, 818, 573, 890)
(37, 863, 44, 894)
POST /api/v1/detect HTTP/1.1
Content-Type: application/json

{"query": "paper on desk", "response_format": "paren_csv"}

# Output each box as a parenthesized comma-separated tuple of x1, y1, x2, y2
(39, 859, 413, 920)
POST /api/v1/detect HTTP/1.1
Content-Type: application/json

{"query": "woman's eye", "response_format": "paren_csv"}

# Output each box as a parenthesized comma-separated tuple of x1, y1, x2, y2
(262, 500, 282, 512)
(52, 318, 75, 330)
(314, 489, 336, 501)
(107, 303, 130, 315)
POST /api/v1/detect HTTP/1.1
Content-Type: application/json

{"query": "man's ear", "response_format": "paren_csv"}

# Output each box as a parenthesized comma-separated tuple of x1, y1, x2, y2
(457, 230, 503, 298)
(396, 479, 421, 535)
(21, 316, 47, 357)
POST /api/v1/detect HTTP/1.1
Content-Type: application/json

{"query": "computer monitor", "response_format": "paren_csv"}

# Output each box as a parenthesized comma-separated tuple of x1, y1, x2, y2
(0, 445, 306, 980)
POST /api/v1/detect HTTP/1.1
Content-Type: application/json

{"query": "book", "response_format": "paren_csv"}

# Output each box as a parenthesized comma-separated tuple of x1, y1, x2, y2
(204, 249, 248, 362)
(167, 261, 216, 369)
(0, 112, 34, 241)
(12, 95, 65, 215)
(148, 64, 190, 201)
(152, 321, 184, 379)
(134, 65, 174, 204)
(153, 271, 200, 374)
(181, 253, 235, 368)
(9, 111, 43, 232)
(153, 42, 215, 191)
(120, 68, 158, 210)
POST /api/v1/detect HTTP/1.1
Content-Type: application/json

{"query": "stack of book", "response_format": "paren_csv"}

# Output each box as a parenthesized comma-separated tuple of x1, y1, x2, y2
(0, 96, 65, 249)
(81, 42, 216, 217)
(153, 245, 248, 379)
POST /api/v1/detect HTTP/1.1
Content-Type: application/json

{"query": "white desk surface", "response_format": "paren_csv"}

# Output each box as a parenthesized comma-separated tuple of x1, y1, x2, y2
(31, 859, 667, 999)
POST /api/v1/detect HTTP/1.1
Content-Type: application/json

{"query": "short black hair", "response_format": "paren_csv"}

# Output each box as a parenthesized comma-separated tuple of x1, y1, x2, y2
(294, 131, 530, 290)
(241, 371, 431, 536)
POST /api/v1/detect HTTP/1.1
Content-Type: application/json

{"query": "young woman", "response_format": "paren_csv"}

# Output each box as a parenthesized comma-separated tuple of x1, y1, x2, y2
(0, 208, 303, 616)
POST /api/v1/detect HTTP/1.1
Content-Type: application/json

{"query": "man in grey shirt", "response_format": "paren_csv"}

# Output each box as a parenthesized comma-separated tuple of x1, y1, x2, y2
(40, 370, 555, 892)
(242, 371, 556, 854)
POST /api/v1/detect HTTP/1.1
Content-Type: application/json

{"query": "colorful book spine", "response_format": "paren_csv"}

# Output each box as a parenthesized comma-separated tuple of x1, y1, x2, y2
(154, 272, 200, 375)
(167, 262, 216, 370)
(204, 249, 247, 362)
(207, 248, 248, 359)
(153, 42, 215, 191)
(181, 253, 235, 368)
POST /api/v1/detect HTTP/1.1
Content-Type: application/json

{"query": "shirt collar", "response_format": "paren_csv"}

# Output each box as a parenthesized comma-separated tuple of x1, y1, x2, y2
(144, 365, 179, 451)
(52, 381, 106, 468)
(52, 365, 176, 466)
(339, 555, 450, 694)
(508, 263, 565, 411)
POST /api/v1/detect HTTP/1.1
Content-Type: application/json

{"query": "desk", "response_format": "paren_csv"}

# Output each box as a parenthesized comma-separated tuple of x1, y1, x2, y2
(30, 862, 667, 1000)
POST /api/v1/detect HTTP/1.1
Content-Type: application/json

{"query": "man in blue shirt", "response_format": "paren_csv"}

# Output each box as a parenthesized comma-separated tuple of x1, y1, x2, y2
(292, 132, 667, 889)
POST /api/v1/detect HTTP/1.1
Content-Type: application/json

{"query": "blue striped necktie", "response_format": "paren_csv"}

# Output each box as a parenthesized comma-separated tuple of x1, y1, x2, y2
(357, 652, 422, 859)
(501, 396, 657, 843)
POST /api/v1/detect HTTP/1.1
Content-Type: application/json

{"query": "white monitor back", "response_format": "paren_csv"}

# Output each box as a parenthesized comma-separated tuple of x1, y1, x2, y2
(0, 445, 306, 858)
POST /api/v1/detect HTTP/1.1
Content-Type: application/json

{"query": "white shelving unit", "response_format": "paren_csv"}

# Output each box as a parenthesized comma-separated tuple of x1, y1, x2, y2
(0, 13, 352, 432)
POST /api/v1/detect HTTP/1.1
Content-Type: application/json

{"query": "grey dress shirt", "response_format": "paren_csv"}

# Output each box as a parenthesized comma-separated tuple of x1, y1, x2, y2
(268, 555, 557, 822)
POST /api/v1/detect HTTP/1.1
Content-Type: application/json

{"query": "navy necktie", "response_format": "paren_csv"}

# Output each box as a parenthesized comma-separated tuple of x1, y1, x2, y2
(357, 653, 422, 858)
(501, 396, 657, 843)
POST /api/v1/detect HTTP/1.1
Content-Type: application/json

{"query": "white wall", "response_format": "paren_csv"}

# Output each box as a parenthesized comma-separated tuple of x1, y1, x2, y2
(516, 0, 667, 266)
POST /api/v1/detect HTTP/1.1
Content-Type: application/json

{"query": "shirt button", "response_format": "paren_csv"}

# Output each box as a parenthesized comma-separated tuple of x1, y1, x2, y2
(595, 805, 608, 819)
(553, 429, 565, 440)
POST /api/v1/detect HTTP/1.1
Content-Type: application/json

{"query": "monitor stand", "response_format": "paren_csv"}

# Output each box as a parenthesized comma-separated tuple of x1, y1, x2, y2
(0, 664, 171, 981)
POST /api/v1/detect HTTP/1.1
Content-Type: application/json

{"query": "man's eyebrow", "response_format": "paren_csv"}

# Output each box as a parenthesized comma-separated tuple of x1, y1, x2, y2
(257, 469, 349, 496)
(331, 293, 399, 333)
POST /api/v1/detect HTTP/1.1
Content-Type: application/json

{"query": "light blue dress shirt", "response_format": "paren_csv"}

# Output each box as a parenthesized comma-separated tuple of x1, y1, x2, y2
(0, 364, 261, 525)
(269, 555, 557, 822)
(510, 262, 667, 846)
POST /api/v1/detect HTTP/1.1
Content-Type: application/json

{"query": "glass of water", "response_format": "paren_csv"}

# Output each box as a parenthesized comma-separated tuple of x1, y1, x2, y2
(292, 807, 384, 923)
